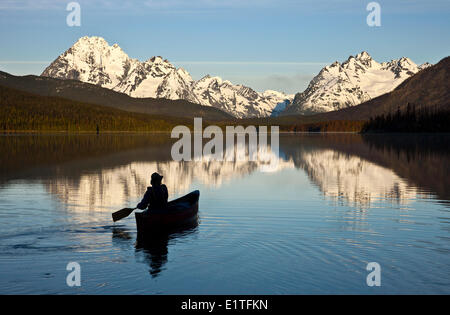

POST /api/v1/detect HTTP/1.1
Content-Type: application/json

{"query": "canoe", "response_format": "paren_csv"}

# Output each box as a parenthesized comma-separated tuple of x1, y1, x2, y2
(135, 190, 199, 233)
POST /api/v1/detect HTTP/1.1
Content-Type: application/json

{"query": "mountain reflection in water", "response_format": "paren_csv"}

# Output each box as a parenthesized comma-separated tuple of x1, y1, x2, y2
(0, 133, 449, 294)
(0, 134, 449, 211)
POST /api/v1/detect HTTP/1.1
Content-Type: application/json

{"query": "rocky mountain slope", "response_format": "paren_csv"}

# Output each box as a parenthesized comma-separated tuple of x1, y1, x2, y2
(281, 51, 431, 116)
(234, 56, 449, 131)
(0, 70, 234, 121)
(307, 56, 449, 121)
(41, 36, 292, 118)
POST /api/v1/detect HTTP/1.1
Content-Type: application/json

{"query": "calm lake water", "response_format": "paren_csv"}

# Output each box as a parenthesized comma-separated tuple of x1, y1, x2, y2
(0, 133, 449, 294)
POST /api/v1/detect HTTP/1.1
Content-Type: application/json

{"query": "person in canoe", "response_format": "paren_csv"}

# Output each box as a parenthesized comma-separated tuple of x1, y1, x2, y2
(136, 172, 169, 212)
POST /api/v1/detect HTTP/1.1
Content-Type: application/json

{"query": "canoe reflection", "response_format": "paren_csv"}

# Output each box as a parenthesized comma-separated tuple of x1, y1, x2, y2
(134, 218, 199, 278)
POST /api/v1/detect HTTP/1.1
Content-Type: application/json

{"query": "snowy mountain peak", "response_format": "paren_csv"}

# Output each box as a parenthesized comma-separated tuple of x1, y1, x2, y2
(41, 36, 292, 118)
(419, 62, 433, 70)
(146, 56, 167, 64)
(343, 51, 377, 71)
(263, 90, 293, 98)
(77, 35, 108, 45)
(355, 51, 372, 61)
(394, 57, 415, 69)
(327, 61, 341, 69)
(282, 52, 431, 116)
(42, 36, 133, 87)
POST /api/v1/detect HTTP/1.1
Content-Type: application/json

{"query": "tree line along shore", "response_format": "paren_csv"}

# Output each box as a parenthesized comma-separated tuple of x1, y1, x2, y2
(1, 85, 448, 133)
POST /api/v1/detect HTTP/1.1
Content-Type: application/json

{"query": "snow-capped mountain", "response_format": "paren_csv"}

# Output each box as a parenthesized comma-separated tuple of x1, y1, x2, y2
(41, 36, 292, 118)
(263, 90, 293, 117)
(282, 51, 432, 115)
(191, 76, 293, 118)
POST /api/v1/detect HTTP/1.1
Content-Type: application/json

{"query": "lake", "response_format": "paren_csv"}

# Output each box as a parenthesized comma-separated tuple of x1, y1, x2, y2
(0, 133, 449, 294)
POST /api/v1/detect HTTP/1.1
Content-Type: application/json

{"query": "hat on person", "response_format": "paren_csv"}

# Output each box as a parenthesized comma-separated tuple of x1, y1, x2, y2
(151, 172, 163, 183)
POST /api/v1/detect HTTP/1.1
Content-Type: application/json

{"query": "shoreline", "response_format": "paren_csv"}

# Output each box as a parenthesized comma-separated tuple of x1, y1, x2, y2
(2, 130, 449, 135)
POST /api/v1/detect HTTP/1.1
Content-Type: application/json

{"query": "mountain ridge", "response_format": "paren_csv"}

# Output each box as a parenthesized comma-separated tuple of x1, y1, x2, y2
(0, 70, 234, 121)
(41, 36, 293, 118)
(0, 84, 196, 132)
(312, 55, 450, 121)
(237, 56, 449, 127)
(281, 51, 432, 116)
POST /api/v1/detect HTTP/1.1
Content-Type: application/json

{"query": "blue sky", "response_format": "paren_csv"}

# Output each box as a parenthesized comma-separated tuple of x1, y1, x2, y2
(0, 0, 449, 93)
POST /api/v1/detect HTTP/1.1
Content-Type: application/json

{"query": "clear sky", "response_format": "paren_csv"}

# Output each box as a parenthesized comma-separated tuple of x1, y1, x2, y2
(0, 0, 449, 93)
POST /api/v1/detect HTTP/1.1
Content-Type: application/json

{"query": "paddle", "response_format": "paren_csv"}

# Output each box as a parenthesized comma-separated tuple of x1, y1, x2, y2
(112, 207, 137, 222)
